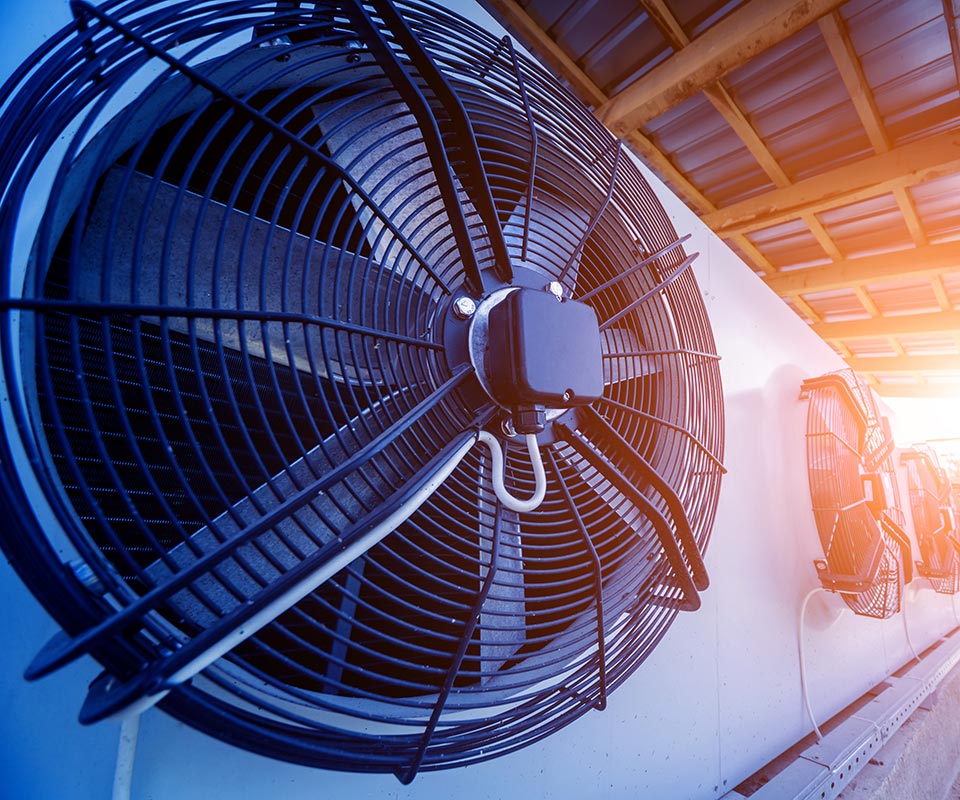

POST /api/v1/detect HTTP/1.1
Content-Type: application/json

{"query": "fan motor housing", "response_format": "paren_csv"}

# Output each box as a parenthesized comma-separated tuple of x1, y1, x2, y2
(488, 288, 603, 411)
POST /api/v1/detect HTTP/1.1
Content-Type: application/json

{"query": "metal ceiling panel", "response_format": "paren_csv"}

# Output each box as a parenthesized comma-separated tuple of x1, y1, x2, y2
(817, 195, 915, 259)
(745, 219, 833, 269)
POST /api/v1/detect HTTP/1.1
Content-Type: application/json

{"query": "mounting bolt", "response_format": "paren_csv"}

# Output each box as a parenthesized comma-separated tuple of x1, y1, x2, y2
(546, 281, 564, 300)
(453, 296, 477, 319)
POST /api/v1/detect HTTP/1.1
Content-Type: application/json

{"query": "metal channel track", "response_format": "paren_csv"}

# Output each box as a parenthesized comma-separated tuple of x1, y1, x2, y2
(722, 628, 960, 800)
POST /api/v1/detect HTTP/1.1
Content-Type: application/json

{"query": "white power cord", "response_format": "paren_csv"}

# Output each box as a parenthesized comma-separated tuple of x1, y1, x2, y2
(112, 713, 141, 800)
(106, 427, 548, 720)
(475, 430, 547, 512)
(902, 587, 921, 663)
(798, 587, 827, 740)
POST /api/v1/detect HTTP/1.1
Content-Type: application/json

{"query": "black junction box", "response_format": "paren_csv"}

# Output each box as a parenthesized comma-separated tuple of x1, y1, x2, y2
(488, 288, 604, 408)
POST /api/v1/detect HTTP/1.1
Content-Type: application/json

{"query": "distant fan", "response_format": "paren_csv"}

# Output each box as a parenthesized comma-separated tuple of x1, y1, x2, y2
(0, 0, 724, 780)
(902, 447, 960, 594)
(800, 370, 911, 618)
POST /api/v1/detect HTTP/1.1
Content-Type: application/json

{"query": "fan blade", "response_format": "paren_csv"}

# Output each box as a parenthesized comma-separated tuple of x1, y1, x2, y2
(144, 396, 399, 626)
(601, 327, 661, 386)
(477, 450, 526, 678)
(75, 168, 433, 383)
(313, 90, 490, 283)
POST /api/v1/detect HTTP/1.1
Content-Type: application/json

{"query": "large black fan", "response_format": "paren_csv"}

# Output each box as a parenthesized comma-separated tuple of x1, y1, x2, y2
(902, 446, 960, 594)
(0, 0, 724, 779)
(801, 369, 911, 618)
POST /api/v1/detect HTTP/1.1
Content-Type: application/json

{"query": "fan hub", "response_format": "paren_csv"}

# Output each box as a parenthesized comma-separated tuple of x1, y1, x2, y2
(487, 287, 603, 410)
(449, 275, 603, 435)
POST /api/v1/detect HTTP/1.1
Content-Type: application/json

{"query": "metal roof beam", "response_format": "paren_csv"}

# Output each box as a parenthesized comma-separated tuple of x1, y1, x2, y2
(765, 241, 960, 295)
(595, 0, 846, 134)
(813, 310, 960, 340)
(846, 354, 960, 373)
(702, 129, 960, 236)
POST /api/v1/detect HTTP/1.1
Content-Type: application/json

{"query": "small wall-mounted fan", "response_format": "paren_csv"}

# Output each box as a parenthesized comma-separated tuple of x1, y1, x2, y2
(902, 447, 960, 594)
(0, 0, 724, 780)
(800, 370, 911, 618)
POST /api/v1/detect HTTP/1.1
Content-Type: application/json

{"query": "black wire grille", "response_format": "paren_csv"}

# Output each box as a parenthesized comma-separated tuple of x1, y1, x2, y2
(802, 370, 908, 619)
(902, 447, 960, 595)
(0, 0, 724, 779)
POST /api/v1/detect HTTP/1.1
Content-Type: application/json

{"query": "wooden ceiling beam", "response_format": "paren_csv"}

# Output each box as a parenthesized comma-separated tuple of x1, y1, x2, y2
(813, 310, 960, 340)
(702, 129, 960, 236)
(764, 241, 960, 295)
(635, 1, 839, 269)
(595, 0, 847, 134)
(819, 11, 928, 247)
(847, 354, 960, 373)
(818, 12, 888, 152)
(481, 0, 777, 273)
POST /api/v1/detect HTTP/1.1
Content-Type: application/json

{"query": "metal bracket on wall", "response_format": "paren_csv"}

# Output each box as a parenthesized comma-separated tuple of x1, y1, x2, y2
(721, 627, 960, 800)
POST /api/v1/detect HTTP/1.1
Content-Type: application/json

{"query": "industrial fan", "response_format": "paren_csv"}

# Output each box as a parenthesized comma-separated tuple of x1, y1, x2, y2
(0, 0, 724, 779)
(902, 447, 960, 594)
(800, 369, 911, 618)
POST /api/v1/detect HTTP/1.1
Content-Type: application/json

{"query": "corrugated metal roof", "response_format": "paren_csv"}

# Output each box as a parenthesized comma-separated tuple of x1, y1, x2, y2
(481, 0, 960, 397)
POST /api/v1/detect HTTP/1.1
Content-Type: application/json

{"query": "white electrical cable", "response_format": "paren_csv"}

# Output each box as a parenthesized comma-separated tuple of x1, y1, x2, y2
(107, 427, 548, 720)
(475, 430, 547, 512)
(111, 713, 141, 800)
(798, 587, 827, 741)
(902, 588, 921, 663)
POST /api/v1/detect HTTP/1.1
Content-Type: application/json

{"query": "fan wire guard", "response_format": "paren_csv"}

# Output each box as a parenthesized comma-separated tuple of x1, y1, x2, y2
(0, 0, 724, 778)
(801, 370, 909, 619)
(902, 447, 960, 594)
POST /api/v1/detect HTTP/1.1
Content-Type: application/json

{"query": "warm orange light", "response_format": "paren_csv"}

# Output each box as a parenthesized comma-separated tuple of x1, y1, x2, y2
(883, 394, 960, 448)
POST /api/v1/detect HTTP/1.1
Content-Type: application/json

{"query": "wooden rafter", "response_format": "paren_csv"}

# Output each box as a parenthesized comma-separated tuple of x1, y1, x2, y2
(790, 295, 823, 324)
(933, 275, 954, 311)
(764, 241, 960, 295)
(702, 129, 960, 236)
(639, 0, 839, 266)
(854, 286, 881, 317)
(594, 0, 847, 134)
(478, 0, 607, 106)
(819, 11, 927, 247)
(847, 354, 960, 373)
(813, 310, 960, 340)
(944, 0, 960, 88)
(478, 0, 775, 273)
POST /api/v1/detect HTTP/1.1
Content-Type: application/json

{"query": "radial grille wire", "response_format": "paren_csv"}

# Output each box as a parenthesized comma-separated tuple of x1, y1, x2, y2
(0, 0, 724, 777)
